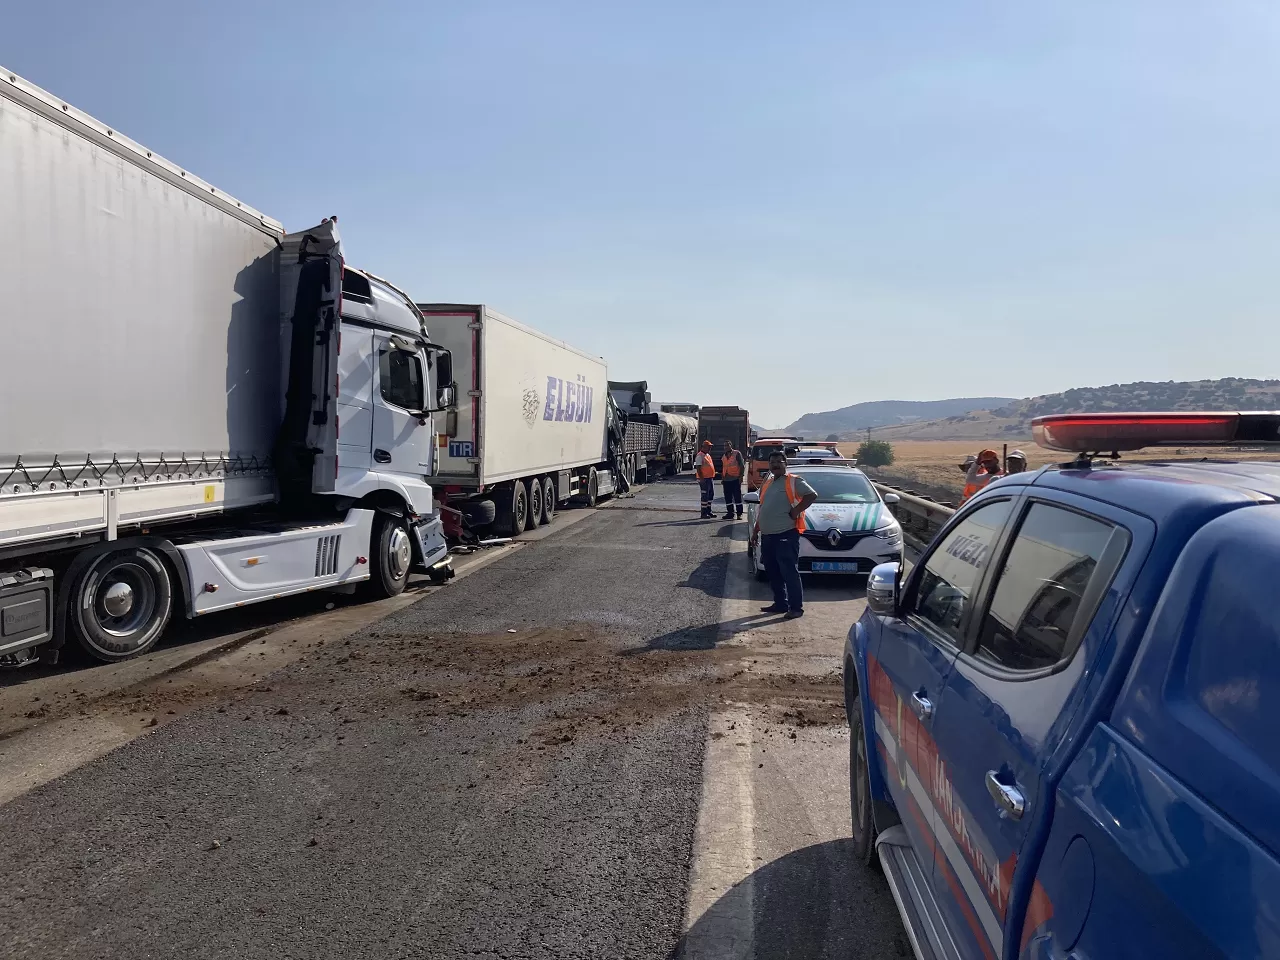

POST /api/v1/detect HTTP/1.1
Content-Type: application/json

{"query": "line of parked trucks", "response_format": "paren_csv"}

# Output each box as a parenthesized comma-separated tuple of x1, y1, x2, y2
(0, 68, 747, 666)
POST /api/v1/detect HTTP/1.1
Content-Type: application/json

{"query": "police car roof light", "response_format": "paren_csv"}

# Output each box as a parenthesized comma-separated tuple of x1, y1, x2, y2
(1031, 411, 1280, 452)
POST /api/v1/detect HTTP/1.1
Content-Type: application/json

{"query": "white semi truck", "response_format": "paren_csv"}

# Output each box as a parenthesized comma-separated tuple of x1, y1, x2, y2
(0, 68, 455, 664)
(419, 305, 633, 538)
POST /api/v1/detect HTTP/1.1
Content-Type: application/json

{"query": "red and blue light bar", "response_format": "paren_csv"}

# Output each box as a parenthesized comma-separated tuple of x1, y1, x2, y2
(1032, 412, 1280, 453)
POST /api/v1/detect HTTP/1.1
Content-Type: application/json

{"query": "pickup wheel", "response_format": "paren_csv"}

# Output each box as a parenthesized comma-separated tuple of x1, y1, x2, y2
(364, 514, 412, 599)
(68, 545, 174, 662)
(848, 692, 877, 864)
(527, 477, 543, 530)
(540, 476, 556, 524)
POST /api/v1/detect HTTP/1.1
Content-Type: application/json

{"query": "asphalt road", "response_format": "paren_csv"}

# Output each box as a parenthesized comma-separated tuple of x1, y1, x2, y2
(0, 479, 906, 960)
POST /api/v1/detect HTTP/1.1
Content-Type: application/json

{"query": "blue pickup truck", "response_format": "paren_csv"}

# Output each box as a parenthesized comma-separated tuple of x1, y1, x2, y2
(843, 412, 1280, 960)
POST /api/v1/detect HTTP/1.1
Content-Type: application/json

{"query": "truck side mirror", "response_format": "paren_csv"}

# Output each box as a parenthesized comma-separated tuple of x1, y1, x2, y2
(445, 409, 458, 438)
(434, 350, 454, 407)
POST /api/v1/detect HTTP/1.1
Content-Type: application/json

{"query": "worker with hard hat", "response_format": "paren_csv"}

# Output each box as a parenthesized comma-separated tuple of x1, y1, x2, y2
(694, 440, 717, 519)
(1005, 449, 1028, 474)
(961, 448, 1003, 502)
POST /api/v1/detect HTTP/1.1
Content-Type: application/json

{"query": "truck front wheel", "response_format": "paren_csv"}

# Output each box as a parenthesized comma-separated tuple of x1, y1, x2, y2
(364, 515, 412, 599)
(68, 546, 174, 662)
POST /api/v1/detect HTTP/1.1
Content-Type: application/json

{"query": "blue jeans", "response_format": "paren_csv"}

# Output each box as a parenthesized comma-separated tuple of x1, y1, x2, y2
(761, 529, 803, 612)
(699, 478, 715, 516)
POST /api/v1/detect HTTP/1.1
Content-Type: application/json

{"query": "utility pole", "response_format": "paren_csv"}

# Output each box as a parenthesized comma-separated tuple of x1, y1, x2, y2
(866, 426, 872, 445)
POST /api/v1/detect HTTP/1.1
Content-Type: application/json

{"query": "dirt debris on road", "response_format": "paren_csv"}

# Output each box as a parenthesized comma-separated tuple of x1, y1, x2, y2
(0, 484, 887, 960)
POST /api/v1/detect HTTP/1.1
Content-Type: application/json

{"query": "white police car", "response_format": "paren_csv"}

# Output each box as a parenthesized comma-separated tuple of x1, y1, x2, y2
(744, 463, 904, 578)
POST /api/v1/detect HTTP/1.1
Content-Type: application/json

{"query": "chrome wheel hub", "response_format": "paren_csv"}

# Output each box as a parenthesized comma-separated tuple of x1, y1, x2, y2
(102, 580, 135, 618)
(388, 526, 412, 581)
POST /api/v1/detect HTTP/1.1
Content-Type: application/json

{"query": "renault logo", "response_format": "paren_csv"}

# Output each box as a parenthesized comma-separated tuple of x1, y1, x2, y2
(827, 528, 843, 547)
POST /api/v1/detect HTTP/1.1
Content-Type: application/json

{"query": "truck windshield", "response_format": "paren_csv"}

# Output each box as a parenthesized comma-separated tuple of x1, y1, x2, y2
(798, 471, 878, 503)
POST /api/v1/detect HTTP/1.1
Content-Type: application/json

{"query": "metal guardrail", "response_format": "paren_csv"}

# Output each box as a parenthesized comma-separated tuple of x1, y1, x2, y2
(872, 482, 956, 547)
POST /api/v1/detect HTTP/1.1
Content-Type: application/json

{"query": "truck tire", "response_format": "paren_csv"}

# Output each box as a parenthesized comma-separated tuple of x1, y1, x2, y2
(460, 499, 497, 529)
(364, 514, 412, 599)
(540, 476, 556, 524)
(848, 688, 877, 865)
(67, 545, 174, 662)
(665, 459, 678, 478)
(500, 481, 529, 537)
(527, 476, 543, 530)
(585, 468, 599, 508)
(636, 459, 649, 485)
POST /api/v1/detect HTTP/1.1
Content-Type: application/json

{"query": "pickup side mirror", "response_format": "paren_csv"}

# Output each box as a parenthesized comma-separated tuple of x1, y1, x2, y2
(743, 492, 760, 504)
(866, 562, 901, 617)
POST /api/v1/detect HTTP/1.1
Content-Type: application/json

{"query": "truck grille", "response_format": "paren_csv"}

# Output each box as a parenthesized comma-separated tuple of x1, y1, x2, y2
(315, 535, 341, 576)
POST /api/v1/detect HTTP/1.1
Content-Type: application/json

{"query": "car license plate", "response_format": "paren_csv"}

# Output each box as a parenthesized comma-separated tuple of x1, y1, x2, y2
(811, 561, 859, 572)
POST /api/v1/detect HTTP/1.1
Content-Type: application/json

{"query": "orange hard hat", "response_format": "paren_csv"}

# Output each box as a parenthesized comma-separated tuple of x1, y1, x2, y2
(702, 440, 713, 447)
(979, 449, 999, 462)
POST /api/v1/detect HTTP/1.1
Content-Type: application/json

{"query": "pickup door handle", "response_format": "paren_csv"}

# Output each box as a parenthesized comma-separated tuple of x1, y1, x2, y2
(986, 771, 1025, 820)
(910, 692, 933, 721)
(374, 449, 392, 463)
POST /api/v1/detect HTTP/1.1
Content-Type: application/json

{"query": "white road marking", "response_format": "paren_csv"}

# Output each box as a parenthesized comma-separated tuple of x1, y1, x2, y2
(681, 706, 757, 960)
(680, 519, 866, 957)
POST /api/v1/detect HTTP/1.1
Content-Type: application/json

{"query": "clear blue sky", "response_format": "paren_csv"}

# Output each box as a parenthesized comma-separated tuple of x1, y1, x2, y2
(7, 1, 1280, 427)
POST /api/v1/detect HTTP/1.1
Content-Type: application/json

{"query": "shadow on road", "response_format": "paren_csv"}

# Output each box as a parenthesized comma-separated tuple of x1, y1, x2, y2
(626, 611, 783, 653)
(673, 839, 910, 960)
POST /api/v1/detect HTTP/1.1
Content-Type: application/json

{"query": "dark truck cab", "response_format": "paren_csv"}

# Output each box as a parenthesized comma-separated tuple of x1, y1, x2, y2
(844, 412, 1280, 960)
(697, 406, 751, 477)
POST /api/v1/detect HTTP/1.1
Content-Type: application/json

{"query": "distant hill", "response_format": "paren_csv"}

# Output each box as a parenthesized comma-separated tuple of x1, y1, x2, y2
(778, 398, 1016, 438)
(869, 378, 1280, 441)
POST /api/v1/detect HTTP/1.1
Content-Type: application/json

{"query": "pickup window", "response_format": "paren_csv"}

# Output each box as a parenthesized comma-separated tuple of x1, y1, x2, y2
(912, 499, 1012, 646)
(976, 503, 1124, 671)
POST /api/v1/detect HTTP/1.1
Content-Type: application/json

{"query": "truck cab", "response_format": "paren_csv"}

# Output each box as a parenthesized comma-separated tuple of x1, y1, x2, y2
(845, 412, 1280, 960)
(335, 266, 453, 518)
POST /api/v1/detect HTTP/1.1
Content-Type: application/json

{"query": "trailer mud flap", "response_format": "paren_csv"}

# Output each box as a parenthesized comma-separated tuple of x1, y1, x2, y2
(278, 220, 343, 495)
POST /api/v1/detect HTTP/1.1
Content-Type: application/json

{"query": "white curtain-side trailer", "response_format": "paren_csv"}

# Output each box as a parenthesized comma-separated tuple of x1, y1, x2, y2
(0, 68, 455, 663)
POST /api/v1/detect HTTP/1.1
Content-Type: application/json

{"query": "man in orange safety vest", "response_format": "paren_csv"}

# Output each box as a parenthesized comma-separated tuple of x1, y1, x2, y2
(721, 440, 745, 520)
(961, 448, 1003, 503)
(694, 440, 717, 518)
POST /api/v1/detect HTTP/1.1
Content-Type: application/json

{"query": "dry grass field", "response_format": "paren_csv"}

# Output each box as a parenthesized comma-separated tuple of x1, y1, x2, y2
(839, 439, 1280, 500)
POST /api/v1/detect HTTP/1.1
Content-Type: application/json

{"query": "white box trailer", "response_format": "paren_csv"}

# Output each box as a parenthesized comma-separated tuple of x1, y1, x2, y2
(418, 305, 619, 536)
(0, 68, 452, 664)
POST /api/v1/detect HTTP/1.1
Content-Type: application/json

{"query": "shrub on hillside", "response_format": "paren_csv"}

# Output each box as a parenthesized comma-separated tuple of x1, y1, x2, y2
(856, 440, 895, 468)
